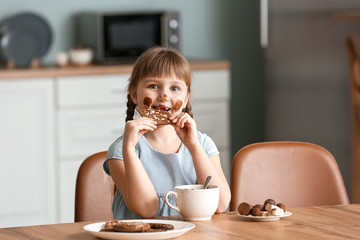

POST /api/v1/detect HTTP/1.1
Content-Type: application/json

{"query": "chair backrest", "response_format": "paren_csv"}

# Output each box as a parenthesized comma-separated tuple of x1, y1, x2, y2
(230, 141, 349, 211)
(74, 151, 115, 222)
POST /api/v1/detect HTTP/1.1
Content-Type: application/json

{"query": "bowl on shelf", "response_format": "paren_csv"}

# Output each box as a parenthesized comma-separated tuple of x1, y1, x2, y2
(68, 48, 93, 66)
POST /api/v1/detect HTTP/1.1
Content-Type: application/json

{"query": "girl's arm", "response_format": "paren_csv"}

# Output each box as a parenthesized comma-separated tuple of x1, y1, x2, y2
(172, 113, 231, 212)
(108, 118, 159, 218)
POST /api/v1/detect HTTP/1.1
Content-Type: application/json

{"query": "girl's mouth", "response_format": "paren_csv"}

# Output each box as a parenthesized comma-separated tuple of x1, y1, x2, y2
(152, 105, 170, 112)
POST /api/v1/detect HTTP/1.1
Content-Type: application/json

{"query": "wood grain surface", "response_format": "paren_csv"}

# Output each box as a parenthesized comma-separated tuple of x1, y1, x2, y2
(0, 204, 359, 240)
(0, 61, 230, 79)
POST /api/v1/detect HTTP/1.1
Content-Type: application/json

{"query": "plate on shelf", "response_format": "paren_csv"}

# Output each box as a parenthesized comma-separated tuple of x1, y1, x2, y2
(237, 211, 292, 222)
(0, 12, 52, 67)
(83, 219, 195, 240)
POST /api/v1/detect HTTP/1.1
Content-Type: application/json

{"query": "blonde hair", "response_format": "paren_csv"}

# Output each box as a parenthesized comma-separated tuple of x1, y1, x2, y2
(125, 47, 193, 122)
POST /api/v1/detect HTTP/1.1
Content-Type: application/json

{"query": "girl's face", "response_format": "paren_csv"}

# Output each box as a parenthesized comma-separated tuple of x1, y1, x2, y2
(131, 74, 189, 116)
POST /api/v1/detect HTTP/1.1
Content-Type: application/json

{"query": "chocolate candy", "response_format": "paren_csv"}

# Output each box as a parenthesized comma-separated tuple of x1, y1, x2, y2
(253, 204, 264, 211)
(238, 202, 252, 215)
(264, 199, 276, 207)
(240, 199, 286, 217)
(250, 207, 261, 216)
(277, 203, 286, 211)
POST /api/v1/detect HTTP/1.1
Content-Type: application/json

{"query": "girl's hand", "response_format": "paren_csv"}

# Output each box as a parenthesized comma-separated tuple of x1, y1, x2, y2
(171, 112, 199, 150)
(123, 117, 157, 148)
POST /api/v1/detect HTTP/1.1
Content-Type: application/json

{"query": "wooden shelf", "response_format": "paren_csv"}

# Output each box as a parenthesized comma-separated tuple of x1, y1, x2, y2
(0, 60, 230, 80)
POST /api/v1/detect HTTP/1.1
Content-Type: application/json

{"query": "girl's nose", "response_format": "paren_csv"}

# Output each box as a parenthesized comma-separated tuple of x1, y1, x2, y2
(159, 93, 168, 101)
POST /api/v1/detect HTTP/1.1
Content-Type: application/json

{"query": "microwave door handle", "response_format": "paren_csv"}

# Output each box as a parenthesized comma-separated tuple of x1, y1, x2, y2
(260, 0, 268, 48)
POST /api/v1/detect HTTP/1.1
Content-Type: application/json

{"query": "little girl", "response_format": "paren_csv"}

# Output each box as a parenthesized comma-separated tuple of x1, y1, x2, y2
(103, 47, 231, 219)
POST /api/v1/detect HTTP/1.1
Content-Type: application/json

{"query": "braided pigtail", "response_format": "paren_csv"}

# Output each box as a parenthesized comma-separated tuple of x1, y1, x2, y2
(125, 93, 137, 122)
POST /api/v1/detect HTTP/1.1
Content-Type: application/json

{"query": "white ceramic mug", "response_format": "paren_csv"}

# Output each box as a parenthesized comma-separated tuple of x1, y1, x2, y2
(165, 184, 219, 221)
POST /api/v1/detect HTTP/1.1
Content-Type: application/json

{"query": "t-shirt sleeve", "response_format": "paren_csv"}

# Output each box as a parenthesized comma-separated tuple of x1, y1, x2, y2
(103, 135, 124, 175)
(198, 131, 219, 157)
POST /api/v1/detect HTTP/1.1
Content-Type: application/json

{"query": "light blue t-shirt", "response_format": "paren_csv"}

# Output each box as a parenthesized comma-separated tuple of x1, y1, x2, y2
(103, 131, 219, 219)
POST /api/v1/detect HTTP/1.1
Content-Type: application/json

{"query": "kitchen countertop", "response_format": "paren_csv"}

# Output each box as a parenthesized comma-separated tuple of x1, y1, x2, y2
(0, 60, 230, 79)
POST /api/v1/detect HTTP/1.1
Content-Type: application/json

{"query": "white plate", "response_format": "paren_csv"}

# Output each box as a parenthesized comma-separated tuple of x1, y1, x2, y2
(237, 211, 292, 222)
(83, 219, 195, 240)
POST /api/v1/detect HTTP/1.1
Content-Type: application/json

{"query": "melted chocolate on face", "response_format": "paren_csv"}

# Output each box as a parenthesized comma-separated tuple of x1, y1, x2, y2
(172, 100, 182, 114)
(138, 97, 183, 124)
(143, 97, 152, 108)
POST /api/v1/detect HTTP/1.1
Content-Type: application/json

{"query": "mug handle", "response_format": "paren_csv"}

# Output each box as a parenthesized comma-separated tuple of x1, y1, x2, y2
(165, 191, 180, 213)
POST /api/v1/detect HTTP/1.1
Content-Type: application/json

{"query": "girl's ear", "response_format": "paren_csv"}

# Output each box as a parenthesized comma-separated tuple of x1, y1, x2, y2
(130, 89, 138, 104)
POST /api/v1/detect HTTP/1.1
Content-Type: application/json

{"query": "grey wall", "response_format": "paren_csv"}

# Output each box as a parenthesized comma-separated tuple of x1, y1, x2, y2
(266, 0, 360, 199)
(0, 0, 265, 180)
(0, 0, 234, 63)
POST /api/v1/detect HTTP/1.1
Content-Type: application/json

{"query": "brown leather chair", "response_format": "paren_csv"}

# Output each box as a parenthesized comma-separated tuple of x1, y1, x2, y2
(74, 151, 115, 222)
(230, 141, 349, 211)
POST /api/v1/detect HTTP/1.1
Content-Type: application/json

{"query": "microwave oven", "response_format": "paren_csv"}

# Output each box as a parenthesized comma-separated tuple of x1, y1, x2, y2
(75, 11, 180, 63)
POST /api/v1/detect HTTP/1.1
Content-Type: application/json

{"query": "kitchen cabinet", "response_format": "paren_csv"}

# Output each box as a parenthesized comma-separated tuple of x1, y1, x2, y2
(0, 61, 230, 225)
(0, 79, 56, 227)
(192, 69, 231, 183)
(56, 74, 128, 222)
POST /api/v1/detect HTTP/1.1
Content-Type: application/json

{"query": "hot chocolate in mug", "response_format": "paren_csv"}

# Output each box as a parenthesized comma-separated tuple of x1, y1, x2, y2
(165, 184, 219, 221)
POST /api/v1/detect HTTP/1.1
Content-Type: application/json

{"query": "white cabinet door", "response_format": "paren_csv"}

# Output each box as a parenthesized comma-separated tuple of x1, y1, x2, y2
(191, 69, 231, 182)
(193, 102, 230, 149)
(56, 74, 129, 108)
(192, 69, 230, 101)
(58, 107, 126, 158)
(0, 79, 55, 227)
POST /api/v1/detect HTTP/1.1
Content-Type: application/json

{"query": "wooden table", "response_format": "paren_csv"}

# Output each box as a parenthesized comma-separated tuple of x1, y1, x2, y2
(1, 204, 359, 240)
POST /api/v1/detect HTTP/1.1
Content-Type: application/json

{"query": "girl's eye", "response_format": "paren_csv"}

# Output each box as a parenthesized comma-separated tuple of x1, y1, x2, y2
(171, 86, 180, 91)
(148, 84, 158, 89)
